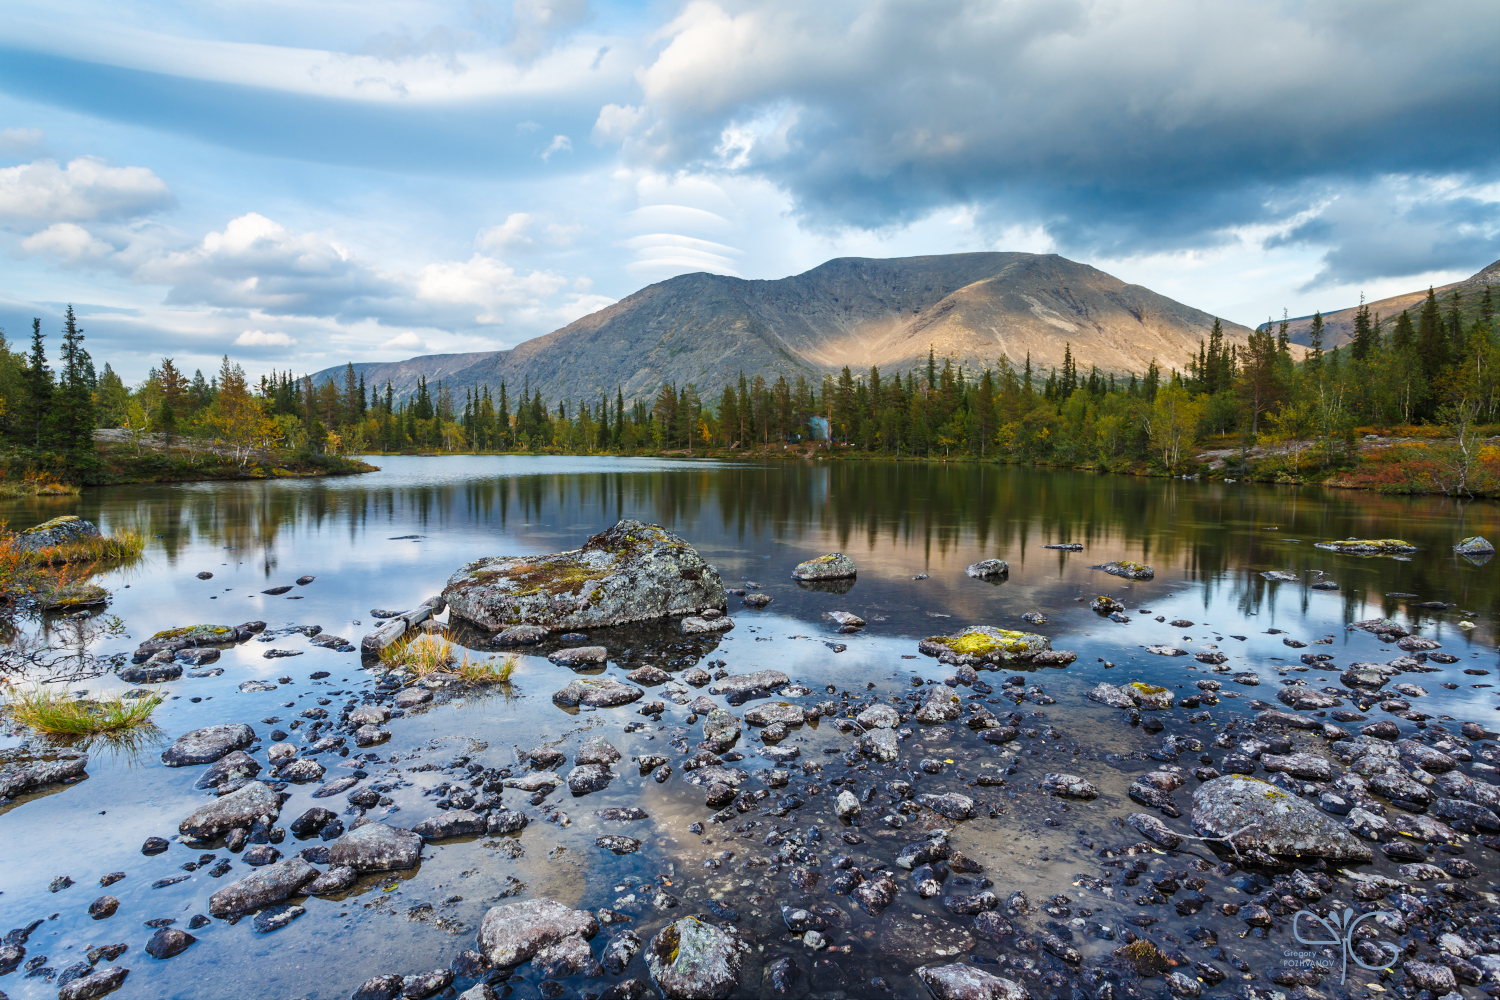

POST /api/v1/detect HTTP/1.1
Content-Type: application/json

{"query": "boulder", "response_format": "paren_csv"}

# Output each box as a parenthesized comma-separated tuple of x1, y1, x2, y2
(1087, 683, 1137, 709)
(12, 515, 102, 552)
(916, 963, 1030, 1000)
(791, 553, 856, 581)
(444, 520, 726, 631)
(327, 822, 423, 871)
(477, 898, 598, 967)
(1190, 775, 1372, 860)
(552, 677, 643, 708)
(856, 704, 900, 729)
(965, 559, 1009, 579)
(1314, 539, 1418, 554)
(646, 916, 749, 1000)
(917, 626, 1050, 665)
(1098, 560, 1154, 580)
(207, 858, 319, 916)
(58, 966, 129, 1000)
(1453, 535, 1495, 555)
(1041, 774, 1099, 799)
(914, 684, 963, 723)
(0, 754, 88, 799)
(412, 810, 487, 840)
(161, 723, 257, 767)
(862, 727, 900, 762)
(715, 670, 789, 705)
(549, 646, 608, 667)
(179, 780, 281, 839)
(681, 616, 734, 634)
(744, 702, 804, 727)
(194, 750, 261, 790)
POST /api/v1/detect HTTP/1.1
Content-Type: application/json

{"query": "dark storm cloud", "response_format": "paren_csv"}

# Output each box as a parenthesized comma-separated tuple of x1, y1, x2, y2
(626, 0, 1500, 272)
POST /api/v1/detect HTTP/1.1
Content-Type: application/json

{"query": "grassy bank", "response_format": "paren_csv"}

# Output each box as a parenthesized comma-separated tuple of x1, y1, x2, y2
(0, 439, 378, 491)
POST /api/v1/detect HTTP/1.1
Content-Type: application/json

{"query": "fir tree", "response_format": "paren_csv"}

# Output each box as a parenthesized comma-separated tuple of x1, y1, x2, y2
(20, 318, 52, 448)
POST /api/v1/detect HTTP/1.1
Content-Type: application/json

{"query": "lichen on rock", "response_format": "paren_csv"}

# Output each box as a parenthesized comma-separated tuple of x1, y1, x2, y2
(443, 519, 725, 632)
(917, 625, 1050, 665)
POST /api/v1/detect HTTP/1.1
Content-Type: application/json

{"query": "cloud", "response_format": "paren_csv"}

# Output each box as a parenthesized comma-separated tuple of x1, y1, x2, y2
(118, 211, 600, 333)
(0, 156, 173, 228)
(414, 253, 569, 324)
(234, 329, 297, 347)
(478, 212, 534, 250)
(541, 134, 572, 162)
(1269, 174, 1500, 289)
(380, 331, 426, 352)
(136, 212, 385, 316)
(21, 222, 114, 261)
(611, 0, 1499, 278)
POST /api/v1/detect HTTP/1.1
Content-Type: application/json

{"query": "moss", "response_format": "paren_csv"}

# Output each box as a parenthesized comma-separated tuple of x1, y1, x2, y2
(927, 628, 1036, 657)
(1128, 682, 1168, 695)
(1115, 560, 1150, 572)
(22, 515, 84, 534)
(151, 624, 235, 641)
(42, 583, 109, 610)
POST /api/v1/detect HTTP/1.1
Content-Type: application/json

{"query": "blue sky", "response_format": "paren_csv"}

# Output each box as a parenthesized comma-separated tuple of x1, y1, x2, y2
(1, 0, 1496, 381)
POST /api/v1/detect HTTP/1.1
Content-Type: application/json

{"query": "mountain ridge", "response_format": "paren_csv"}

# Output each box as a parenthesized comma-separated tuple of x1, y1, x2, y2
(1277, 259, 1499, 347)
(315, 252, 1254, 405)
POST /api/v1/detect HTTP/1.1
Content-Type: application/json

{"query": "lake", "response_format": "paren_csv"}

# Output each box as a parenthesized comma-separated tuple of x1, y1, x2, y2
(0, 457, 1495, 1000)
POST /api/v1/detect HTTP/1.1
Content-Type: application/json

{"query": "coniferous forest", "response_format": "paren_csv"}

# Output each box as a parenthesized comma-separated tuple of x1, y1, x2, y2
(1, 285, 1496, 495)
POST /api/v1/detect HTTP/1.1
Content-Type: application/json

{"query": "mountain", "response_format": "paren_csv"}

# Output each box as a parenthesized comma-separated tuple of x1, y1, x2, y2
(316, 252, 1253, 405)
(1278, 259, 1500, 347)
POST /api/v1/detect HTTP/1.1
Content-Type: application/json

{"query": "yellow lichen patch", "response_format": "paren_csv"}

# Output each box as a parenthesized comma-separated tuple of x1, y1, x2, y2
(151, 625, 235, 641)
(1115, 561, 1150, 573)
(1128, 682, 1168, 695)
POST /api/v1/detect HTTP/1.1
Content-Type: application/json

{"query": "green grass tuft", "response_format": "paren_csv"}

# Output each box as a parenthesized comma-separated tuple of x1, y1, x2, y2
(6, 686, 164, 735)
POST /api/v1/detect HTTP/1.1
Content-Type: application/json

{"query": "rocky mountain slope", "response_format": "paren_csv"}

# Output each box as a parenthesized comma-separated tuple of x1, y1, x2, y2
(320, 252, 1253, 404)
(1279, 259, 1499, 347)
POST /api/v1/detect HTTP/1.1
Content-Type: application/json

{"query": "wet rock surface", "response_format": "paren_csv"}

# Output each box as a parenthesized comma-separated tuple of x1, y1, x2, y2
(161, 722, 256, 766)
(444, 519, 727, 631)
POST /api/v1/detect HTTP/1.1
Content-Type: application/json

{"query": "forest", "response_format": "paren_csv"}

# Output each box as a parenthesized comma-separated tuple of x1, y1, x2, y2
(1, 286, 1496, 496)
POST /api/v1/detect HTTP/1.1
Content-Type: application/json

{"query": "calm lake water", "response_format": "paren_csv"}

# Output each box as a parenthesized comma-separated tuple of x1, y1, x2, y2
(0, 457, 1495, 1000)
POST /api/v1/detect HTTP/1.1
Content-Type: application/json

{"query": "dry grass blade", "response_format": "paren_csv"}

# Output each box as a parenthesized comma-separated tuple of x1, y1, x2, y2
(6, 686, 164, 735)
(379, 632, 456, 675)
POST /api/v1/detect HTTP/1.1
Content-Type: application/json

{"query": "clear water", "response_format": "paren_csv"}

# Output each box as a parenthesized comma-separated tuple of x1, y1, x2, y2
(0, 457, 1494, 999)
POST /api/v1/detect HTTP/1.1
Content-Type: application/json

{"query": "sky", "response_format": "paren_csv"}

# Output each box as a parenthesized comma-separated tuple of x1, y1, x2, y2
(0, 0, 1496, 382)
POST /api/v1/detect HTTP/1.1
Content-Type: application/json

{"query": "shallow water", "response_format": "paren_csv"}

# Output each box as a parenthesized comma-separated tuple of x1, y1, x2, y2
(0, 457, 1495, 1000)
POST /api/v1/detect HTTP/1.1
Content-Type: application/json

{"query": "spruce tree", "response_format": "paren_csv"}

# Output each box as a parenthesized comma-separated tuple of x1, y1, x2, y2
(21, 318, 53, 448)
(55, 305, 96, 452)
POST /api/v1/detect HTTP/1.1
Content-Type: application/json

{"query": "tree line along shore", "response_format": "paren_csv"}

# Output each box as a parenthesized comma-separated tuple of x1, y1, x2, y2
(1, 285, 1495, 496)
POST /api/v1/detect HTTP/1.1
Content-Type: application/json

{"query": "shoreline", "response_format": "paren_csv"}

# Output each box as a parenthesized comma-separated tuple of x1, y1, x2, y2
(346, 444, 1500, 500)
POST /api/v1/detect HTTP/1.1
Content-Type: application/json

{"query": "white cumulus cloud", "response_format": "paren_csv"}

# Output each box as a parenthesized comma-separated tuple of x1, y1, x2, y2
(21, 222, 115, 261)
(0, 156, 173, 228)
(234, 329, 297, 347)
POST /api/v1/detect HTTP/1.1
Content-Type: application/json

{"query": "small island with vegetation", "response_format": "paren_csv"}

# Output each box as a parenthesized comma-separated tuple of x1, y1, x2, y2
(0, 307, 375, 494)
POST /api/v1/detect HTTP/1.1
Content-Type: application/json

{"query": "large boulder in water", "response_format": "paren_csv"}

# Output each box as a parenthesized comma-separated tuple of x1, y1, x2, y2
(477, 898, 598, 967)
(646, 916, 749, 999)
(443, 520, 725, 632)
(917, 963, 1031, 999)
(11, 515, 101, 552)
(917, 626, 1050, 665)
(1190, 775, 1372, 860)
(791, 552, 856, 581)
